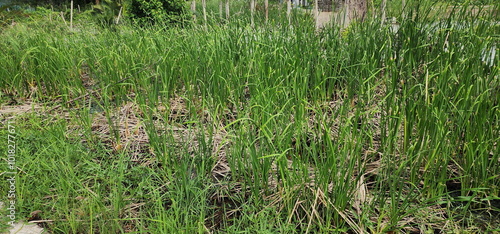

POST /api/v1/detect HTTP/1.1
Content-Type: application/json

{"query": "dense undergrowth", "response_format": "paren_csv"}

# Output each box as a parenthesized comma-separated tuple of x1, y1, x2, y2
(0, 0, 499, 233)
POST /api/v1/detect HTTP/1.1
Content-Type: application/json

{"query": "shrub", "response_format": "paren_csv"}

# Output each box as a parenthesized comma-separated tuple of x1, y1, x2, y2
(129, 0, 189, 25)
(92, 0, 124, 26)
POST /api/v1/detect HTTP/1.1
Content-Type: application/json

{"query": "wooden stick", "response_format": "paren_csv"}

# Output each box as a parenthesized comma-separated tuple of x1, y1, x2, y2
(225, 0, 230, 20)
(265, 0, 269, 22)
(314, 0, 318, 27)
(70, 0, 73, 29)
(401, 0, 406, 20)
(191, 0, 197, 22)
(219, 1, 223, 19)
(381, 0, 386, 26)
(287, 0, 291, 25)
(60, 12, 67, 25)
(250, 0, 255, 27)
(202, 0, 207, 28)
(116, 7, 122, 24)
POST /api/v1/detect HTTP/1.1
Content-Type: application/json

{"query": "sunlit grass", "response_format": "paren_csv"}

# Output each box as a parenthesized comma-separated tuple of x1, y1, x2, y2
(0, 0, 499, 232)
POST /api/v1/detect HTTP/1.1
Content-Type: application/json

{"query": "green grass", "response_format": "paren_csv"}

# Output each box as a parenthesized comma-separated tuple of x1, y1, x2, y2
(1, 0, 499, 233)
